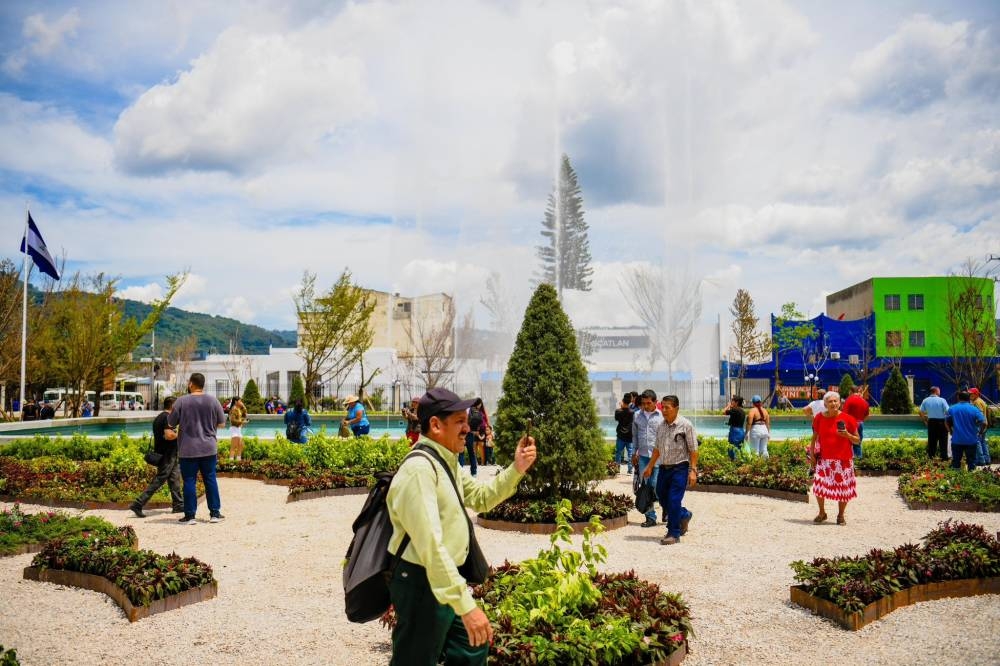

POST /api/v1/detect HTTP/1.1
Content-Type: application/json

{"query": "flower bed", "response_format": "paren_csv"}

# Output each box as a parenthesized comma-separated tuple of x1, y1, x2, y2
(384, 500, 692, 665)
(478, 491, 633, 527)
(790, 520, 1000, 630)
(0, 504, 118, 556)
(898, 467, 1000, 512)
(695, 438, 811, 496)
(0, 456, 196, 507)
(26, 526, 216, 622)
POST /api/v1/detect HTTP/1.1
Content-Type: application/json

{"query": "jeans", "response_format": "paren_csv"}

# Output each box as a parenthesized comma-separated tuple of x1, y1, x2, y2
(460, 433, 477, 476)
(134, 451, 183, 510)
(975, 433, 991, 465)
(615, 438, 633, 472)
(484, 445, 495, 465)
(656, 462, 692, 539)
(951, 444, 977, 471)
(351, 423, 370, 438)
(389, 560, 487, 666)
(748, 425, 769, 458)
(852, 422, 864, 460)
(727, 427, 745, 461)
(179, 455, 221, 517)
(637, 454, 659, 522)
(927, 419, 948, 460)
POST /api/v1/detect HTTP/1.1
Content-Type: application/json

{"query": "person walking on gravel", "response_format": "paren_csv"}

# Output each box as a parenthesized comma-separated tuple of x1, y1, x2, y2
(386, 387, 537, 665)
(641, 395, 697, 545)
(808, 391, 860, 526)
(919, 386, 950, 461)
(168, 373, 226, 524)
(631, 389, 664, 528)
(130, 396, 183, 517)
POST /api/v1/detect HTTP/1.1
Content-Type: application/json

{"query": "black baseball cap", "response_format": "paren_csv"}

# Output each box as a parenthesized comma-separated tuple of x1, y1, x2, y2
(417, 387, 476, 422)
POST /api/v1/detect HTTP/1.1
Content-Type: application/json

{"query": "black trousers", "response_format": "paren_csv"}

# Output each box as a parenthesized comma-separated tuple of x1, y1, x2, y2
(926, 419, 948, 460)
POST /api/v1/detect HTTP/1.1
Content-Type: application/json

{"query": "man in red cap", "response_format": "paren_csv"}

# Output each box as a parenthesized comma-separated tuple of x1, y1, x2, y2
(385, 387, 537, 665)
(969, 388, 991, 465)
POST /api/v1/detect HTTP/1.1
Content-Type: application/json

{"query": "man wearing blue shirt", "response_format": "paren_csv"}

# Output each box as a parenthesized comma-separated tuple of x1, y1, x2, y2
(946, 391, 987, 471)
(631, 389, 664, 527)
(918, 387, 950, 460)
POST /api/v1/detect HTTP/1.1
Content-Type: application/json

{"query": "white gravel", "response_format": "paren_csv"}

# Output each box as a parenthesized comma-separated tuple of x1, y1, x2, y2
(1, 471, 999, 665)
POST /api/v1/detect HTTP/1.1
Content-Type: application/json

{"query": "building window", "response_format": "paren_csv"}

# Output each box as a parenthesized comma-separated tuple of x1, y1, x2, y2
(884, 294, 900, 310)
(909, 330, 925, 347)
(266, 372, 279, 399)
(886, 331, 902, 348)
(907, 294, 924, 310)
(215, 380, 229, 397)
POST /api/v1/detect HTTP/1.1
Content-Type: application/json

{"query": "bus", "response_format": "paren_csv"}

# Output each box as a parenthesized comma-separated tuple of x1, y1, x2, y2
(42, 388, 97, 408)
(100, 391, 146, 411)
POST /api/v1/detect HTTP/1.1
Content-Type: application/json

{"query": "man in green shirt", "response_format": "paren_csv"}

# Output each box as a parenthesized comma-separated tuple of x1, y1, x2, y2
(386, 387, 537, 665)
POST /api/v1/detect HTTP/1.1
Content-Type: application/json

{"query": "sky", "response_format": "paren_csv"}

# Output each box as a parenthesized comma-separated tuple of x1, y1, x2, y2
(1, 0, 998, 337)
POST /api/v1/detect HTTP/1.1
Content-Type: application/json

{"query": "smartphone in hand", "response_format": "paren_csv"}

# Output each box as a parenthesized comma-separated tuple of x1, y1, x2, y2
(836, 420, 847, 432)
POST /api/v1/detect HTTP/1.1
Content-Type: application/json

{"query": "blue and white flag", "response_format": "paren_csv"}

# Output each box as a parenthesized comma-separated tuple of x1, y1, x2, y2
(19, 213, 60, 280)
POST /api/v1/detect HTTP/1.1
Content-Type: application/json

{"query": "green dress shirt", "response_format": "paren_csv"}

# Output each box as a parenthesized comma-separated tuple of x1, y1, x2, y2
(386, 436, 524, 615)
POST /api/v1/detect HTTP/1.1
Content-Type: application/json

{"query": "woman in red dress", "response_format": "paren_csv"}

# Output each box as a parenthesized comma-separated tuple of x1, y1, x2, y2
(808, 391, 861, 525)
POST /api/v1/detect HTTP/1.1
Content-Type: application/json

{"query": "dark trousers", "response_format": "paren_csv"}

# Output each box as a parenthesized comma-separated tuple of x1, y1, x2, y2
(179, 455, 221, 517)
(459, 433, 478, 476)
(656, 462, 692, 539)
(134, 452, 183, 510)
(389, 560, 487, 666)
(927, 419, 948, 459)
(951, 444, 977, 471)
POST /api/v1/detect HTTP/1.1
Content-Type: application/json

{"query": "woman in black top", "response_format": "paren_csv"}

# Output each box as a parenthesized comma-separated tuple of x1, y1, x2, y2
(724, 396, 746, 461)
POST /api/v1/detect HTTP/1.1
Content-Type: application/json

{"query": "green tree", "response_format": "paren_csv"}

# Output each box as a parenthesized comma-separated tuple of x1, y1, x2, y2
(729, 288, 771, 397)
(493, 283, 605, 498)
(880, 366, 913, 414)
(536, 154, 593, 300)
(288, 374, 306, 407)
(838, 373, 855, 401)
(771, 302, 817, 405)
(36, 272, 184, 417)
(242, 378, 264, 413)
(294, 270, 375, 409)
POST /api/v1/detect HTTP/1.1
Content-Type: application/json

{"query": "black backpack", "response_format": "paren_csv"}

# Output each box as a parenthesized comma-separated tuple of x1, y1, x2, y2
(342, 448, 433, 623)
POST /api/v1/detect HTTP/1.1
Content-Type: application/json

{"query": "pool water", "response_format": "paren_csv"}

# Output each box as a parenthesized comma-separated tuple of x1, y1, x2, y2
(0, 414, 931, 441)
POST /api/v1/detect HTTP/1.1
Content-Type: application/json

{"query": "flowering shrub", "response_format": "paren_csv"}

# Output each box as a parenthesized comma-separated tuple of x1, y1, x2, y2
(0, 644, 18, 666)
(0, 457, 187, 505)
(384, 500, 693, 664)
(791, 520, 1000, 613)
(0, 504, 117, 556)
(898, 467, 1000, 510)
(31, 526, 214, 607)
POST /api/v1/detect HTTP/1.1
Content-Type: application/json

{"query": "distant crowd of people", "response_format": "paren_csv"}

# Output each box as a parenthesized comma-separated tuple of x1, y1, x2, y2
(919, 386, 991, 469)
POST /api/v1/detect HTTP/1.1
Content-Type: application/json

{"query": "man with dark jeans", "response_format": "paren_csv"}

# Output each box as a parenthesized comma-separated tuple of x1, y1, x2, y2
(614, 394, 635, 473)
(168, 373, 226, 524)
(947, 390, 986, 472)
(641, 395, 697, 545)
(131, 396, 183, 517)
(918, 386, 950, 460)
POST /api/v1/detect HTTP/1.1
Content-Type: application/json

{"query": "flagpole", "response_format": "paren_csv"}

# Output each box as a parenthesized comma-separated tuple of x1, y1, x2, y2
(19, 202, 30, 417)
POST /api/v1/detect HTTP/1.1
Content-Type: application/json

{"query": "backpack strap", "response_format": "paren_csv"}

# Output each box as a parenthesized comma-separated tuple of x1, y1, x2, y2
(390, 448, 441, 564)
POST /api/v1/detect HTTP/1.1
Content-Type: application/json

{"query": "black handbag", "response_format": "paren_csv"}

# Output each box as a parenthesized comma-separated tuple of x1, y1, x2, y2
(418, 446, 490, 585)
(144, 451, 163, 466)
(635, 479, 656, 514)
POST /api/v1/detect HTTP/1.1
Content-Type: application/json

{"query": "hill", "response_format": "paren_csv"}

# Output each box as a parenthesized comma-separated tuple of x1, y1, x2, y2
(120, 300, 297, 356)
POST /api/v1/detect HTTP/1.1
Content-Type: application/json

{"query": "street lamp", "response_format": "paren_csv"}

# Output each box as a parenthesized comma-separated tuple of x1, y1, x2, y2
(804, 373, 819, 400)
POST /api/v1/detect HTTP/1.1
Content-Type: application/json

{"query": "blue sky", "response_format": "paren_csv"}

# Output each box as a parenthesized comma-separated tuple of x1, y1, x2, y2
(1, 0, 998, 332)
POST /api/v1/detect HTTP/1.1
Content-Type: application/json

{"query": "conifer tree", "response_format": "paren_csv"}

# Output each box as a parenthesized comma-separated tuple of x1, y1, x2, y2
(536, 154, 593, 300)
(880, 366, 913, 414)
(242, 378, 264, 413)
(288, 374, 306, 407)
(838, 374, 855, 402)
(493, 283, 605, 498)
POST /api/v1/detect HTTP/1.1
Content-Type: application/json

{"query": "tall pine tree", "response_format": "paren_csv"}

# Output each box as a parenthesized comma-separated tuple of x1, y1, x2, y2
(536, 154, 593, 300)
(493, 283, 606, 499)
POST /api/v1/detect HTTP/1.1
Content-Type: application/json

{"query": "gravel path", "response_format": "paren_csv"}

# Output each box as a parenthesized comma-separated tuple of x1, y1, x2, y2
(2, 470, 998, 665)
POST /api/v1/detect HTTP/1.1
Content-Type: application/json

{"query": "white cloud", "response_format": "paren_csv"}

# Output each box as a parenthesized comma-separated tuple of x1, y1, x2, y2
(223, 295, 255, 322)
(24, 9, 81, 56)
(117, 283, 163, 303)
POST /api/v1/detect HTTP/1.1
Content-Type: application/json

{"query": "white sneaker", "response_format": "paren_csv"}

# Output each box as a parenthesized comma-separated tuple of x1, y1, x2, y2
(210, 513, 224, 523)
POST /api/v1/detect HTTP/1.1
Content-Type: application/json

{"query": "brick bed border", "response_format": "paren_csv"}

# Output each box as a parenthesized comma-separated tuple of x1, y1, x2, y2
(286, 486, 369, 503)
(23, 566, 218, 622)
(790, 577, 1000, 631)
(902, 497, 997, 513)
(690, 484, 809, 503)
(0, 495, 184, 511)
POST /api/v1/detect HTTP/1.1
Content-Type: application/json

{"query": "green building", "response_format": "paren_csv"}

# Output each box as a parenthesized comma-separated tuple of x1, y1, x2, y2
(826, 276, 996, 357)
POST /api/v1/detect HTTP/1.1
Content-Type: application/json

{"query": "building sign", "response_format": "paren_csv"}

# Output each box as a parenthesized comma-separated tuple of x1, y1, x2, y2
(590, 335, 649, 349)
(778, 385, 830, 400)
